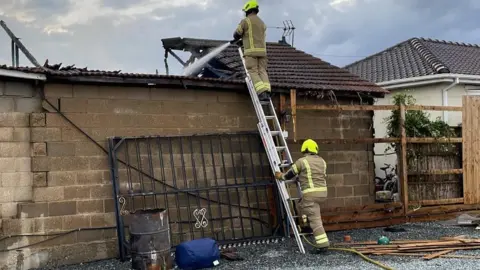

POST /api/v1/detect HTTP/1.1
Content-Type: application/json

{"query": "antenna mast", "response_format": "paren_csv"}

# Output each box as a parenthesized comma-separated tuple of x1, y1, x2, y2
(283, 20, 295, 46)
(268, 20, 295, 46)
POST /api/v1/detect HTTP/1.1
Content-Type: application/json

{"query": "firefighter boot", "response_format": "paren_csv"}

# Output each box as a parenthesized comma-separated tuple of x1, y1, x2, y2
(258, 91, 271, 101)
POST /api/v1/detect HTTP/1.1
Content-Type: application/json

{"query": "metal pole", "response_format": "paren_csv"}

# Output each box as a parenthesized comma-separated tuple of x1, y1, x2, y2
(11, 40, 15, 67)
(1, 20, 42, 67)
(108, 139, 127, 261)
(15, 42, 19, 67)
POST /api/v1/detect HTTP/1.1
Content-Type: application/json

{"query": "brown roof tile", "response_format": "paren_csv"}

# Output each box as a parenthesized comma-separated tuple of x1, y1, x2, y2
(163, 37, 387, 94)
(0, 65, 45, 73)
(1, 38, 387, 96)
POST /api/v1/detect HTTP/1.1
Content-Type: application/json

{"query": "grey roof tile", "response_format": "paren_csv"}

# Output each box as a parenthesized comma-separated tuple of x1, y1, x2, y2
(345, 37, 480, 83)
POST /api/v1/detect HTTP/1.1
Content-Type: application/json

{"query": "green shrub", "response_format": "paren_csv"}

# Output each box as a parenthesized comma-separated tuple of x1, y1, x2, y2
(384, 92, 456, 156)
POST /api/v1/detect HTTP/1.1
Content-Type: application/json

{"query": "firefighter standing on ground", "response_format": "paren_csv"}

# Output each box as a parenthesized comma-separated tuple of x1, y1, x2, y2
(274, 139, 330, 254)
(232, 0, 271, 101)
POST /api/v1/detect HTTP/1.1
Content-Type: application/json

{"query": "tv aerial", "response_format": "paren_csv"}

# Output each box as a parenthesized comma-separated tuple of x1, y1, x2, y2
(268, 20, 296, 46)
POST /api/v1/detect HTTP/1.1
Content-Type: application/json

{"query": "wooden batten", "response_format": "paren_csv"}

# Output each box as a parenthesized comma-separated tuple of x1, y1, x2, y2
(294, 104, 463, 112)
(321, 203, 480, 232)
(462, 95, 480, 204)
(290, 89, 297, 142)
(408, 198, 464, 206)
(399, 104, 408, 215)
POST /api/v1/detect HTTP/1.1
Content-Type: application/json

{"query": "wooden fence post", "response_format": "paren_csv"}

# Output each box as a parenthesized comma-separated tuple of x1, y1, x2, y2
(280, 94, 286, 131)
(399, 104, 409, 214)
(290, 89, 297, 142)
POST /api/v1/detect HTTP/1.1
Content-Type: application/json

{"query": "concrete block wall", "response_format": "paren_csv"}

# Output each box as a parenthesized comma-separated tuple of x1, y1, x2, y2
(0, 80, 40, 220)
(15, 83, 259, 268)
(0, 80, 46, 269)
(0, 80, 377, 269)
(286, 96, 376, 209)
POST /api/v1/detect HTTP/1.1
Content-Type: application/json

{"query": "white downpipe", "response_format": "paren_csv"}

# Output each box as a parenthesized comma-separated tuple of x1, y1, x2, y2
(441, 77, 460, 122)
(0, 68, 46, 81)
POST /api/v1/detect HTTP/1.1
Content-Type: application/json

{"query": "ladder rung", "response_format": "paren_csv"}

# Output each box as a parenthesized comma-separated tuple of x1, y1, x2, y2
(260, 101, 270, 105)
(279, 164, 290, 168)
(270, 131, 281, 136)
(265, 116, 275, 120)
(289, 197, 301, 201)
(276, 146, 286, 152)
(284, 179, 297, 184)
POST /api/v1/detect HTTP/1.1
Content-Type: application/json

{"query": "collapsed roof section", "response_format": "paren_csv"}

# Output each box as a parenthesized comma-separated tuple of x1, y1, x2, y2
(161, 37, 388, 96)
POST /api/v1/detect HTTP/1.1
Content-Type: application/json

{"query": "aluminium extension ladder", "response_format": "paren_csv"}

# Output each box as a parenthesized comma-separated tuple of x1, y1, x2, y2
(237, 47, 306, 254)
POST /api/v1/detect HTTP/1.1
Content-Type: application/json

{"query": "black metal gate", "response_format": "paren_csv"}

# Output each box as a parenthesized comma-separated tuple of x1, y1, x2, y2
(107, 132, 284, 261)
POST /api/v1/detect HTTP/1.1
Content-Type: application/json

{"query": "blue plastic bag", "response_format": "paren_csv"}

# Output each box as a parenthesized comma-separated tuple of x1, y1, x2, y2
(175, 238, 220, 269)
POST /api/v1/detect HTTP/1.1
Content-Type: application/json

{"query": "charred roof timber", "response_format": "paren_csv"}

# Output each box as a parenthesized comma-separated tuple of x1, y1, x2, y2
(161, 37, 236, 78)
(0, 20, 387, 96)
(160, 37, 387, 97)
(0, 20, 42, 68)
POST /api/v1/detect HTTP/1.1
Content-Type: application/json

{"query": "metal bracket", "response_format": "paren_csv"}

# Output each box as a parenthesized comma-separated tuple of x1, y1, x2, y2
(193, 208, 208, 229)
(119, 196, 129, 216)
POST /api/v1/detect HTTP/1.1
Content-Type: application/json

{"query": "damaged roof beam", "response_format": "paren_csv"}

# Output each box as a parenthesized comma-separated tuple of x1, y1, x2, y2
(166, 48, 187, 67)
(0, 20, 42, 68)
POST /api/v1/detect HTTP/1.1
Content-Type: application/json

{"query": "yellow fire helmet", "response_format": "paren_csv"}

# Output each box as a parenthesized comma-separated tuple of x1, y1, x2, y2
(243, 0, 259, 12)
(301, 139, 319, 154)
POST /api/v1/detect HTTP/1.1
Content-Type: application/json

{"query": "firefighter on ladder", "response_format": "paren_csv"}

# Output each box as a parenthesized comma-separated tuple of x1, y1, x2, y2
(232, 0, 271, 102)
(274, 139, 330, 254)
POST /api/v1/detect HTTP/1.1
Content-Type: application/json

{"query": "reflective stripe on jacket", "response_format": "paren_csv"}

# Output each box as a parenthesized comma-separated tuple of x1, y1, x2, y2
(289, 154, 327, 196)
(234, 14, 267, 57)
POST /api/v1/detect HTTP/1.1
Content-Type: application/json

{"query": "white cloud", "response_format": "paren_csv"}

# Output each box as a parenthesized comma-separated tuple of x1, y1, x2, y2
(43, 26, 71, 35)
(43, 0, 213, 33)
(0, 2, 37, 24)
(0, 0, 479, 73)
(329, 0, 356, 12)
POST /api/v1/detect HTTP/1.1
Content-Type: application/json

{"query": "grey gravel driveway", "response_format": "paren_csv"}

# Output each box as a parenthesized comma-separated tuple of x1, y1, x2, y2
(40, 221, 480, 270)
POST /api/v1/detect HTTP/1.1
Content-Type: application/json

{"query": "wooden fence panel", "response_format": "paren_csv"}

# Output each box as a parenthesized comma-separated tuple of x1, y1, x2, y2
(462, 96, 480, 204)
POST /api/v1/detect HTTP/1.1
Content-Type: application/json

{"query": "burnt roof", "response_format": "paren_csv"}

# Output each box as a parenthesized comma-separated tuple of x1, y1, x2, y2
(0, 64, 248, 91)
(162, 37, 388, 95)
(1, 37, 388, 97)
(345, 37, 480, 83)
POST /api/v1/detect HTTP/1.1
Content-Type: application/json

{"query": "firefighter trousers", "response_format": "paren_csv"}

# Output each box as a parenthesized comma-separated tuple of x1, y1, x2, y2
(245, 56, 271, 94)
(299, 195, 329, 248)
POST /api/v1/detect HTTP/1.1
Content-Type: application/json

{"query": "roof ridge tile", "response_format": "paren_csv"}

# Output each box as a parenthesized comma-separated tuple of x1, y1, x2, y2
(409, 38, 450, 74)
(419, 37, 480, 48)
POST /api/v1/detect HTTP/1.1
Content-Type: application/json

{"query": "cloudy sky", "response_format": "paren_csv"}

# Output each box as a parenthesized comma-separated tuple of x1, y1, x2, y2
(1, 0, 479, 75)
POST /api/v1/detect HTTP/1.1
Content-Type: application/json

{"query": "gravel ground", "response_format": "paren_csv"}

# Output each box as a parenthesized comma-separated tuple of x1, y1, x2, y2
(41, 221, 480, 270)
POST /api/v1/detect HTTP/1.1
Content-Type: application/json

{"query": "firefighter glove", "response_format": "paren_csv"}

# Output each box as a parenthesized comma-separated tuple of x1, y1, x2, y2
(274, 171, 284, 180)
